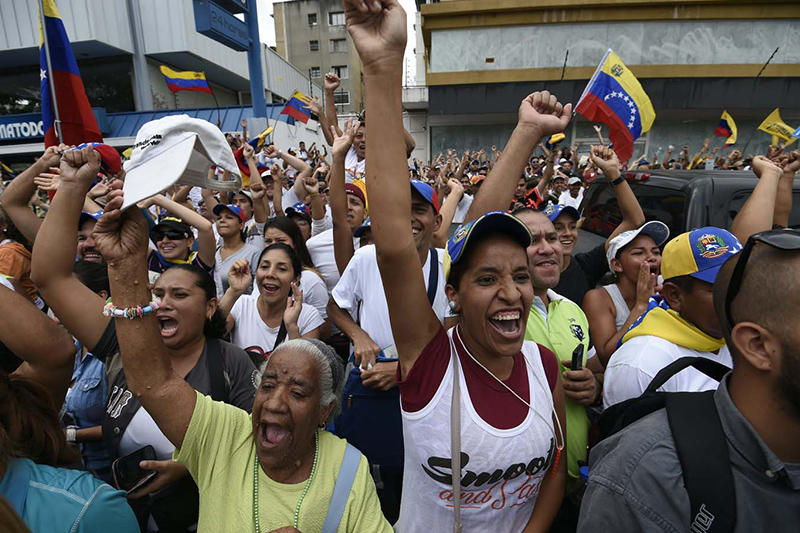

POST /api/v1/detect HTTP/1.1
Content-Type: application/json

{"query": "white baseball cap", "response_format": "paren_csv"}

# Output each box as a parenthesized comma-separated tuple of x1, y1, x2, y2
(122, 115, 241, 210)
(606, 221, 670, 270)
(568, 177, 582, 185)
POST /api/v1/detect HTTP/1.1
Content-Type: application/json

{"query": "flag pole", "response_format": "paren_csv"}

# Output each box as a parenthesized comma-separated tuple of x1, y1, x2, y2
(740, 47, 781, 156)
(38, 0, 63, 142)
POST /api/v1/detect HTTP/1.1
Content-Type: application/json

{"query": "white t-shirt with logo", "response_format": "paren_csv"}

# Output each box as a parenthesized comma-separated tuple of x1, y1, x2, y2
(332, 244, 447, 351)
(229, 292, 324, 359)
(345, 145, 365, 183)
(603, 336, 732, 409)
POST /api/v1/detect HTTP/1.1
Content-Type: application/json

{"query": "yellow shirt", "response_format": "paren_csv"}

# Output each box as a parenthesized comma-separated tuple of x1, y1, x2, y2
(174, 391, 392, 533)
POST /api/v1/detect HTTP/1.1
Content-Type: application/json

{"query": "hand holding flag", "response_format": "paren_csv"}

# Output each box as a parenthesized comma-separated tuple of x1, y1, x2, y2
(714, 111, 738, 145)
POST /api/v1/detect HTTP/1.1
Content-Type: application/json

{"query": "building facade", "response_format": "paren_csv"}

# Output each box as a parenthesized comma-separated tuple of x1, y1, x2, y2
(274, 0, 364, 114)
(0, 0, 323, 159)
(418, 0, 800, 160)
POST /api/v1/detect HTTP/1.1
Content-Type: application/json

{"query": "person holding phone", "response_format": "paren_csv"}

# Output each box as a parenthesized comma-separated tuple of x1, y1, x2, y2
(31, 146, 259, 533)
(220, 244, 324, 366)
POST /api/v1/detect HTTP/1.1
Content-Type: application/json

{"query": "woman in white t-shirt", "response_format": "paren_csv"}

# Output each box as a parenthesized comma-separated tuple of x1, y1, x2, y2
(221, 244, 324, 366)
(355, 9, 568, 527)
(262, 217, 330, 339)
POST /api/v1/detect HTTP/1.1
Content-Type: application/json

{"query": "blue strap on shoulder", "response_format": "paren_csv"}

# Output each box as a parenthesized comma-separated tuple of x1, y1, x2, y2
(321, 443, 361, 533)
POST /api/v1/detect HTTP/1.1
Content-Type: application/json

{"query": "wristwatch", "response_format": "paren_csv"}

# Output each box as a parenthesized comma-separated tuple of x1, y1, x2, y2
(66, 426, 77, 444)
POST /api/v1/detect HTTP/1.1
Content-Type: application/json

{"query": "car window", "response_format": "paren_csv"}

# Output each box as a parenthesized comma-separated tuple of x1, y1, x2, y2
(728, 190, 800, 229)
(582, 182, 686, 240)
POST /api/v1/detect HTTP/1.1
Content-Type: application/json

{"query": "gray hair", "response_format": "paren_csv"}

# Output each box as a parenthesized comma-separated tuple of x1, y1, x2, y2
(258, 339, 345, 423)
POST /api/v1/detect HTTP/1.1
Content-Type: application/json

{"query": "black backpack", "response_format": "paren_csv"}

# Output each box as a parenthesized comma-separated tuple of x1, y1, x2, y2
(595, 357, 736, 532)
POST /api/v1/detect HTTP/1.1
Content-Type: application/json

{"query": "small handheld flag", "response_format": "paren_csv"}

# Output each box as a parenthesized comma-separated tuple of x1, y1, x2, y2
(758, 109, 798, 145)
(280, 90, 312, 124)
(545, 132, 565, 150)
(248, 126, 274, 152)
(159, 66, 212, 94)
(575, 49, 656, 162)
(714, 111, 737, 145)
(39, 0, 102, 147)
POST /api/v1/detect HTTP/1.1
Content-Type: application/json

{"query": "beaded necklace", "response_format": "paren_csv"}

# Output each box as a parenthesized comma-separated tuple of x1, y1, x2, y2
(253, 429, 320, 532)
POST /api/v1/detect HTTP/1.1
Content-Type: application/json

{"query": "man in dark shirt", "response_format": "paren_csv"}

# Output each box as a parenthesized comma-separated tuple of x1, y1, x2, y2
(578, 231, 800, 531)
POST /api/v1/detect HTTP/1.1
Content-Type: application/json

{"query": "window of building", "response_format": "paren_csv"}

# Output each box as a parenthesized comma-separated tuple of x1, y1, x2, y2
(308, 13, 318, 26)
(328, 11, 345, 26)
(310, 67, 321, 79)
(333, 91, 350, 106)
(309, 40, 319, 52)
(330, 38, 347, 53)
(331, 65, 349, 79)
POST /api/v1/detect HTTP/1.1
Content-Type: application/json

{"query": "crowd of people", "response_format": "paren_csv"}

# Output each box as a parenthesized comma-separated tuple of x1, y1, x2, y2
(1, 1, 799, 532)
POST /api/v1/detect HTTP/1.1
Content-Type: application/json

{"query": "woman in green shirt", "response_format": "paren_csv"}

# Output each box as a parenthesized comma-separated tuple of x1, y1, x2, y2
(77, 140, 390, 533)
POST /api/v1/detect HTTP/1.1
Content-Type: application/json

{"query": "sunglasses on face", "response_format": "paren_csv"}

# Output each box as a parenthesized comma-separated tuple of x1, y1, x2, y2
(154, 230, 188, 242)
(724, 228, 800, 331)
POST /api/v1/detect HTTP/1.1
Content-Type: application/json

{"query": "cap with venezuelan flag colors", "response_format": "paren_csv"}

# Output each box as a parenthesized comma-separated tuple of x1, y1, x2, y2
(444, 212, 532, 281)
(661, 227, 742, 284)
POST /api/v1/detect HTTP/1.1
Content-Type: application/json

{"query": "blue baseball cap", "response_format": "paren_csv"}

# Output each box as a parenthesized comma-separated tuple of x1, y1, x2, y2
(354, 217, 372, 238)
(78, 210, 103, 229)
(285, 202, 312, 223)
(212, 204, 246, 223)
(543, 203, 580, 223)
(661, 227, 743, 284)
(444, 211, 532, 280)
(410, 179, 439, 214)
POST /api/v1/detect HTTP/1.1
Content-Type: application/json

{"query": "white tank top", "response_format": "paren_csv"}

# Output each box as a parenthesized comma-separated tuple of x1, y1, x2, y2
(395, 329, 556, 533)
(603, 283, 630, 331)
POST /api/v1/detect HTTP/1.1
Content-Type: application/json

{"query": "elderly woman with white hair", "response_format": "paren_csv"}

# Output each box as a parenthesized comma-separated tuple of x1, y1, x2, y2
(86, 156, 391, 533)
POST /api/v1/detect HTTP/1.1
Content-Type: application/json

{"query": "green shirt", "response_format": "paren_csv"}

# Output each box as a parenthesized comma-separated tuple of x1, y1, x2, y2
(525, 289, 591, 482)
(174, 391, 392, 533)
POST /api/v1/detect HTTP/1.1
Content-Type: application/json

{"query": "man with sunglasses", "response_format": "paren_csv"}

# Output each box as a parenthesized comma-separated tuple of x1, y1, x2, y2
(602, 227, 742, 408)
(579, 228, 800, 532)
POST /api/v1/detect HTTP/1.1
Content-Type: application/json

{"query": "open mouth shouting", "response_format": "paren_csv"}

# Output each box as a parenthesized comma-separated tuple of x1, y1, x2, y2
(157, 315, 179, 339)
(259, 420, 291, 450)
(489, 309, 522, 339)
(260, 281, 282, 298)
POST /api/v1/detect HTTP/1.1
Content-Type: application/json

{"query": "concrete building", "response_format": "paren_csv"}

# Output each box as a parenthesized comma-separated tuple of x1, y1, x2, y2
(418, 0, 800, 160)
(0, 0, 325, 160)
(273, 0, 364, 115)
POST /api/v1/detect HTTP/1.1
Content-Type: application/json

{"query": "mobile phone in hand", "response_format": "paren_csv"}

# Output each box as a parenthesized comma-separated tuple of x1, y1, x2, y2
(571, 344, 584, 371)
(112, 445, 157, 494)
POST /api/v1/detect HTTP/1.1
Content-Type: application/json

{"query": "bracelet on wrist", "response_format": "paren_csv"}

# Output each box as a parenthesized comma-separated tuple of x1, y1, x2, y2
(609, 176, 624, 187)
(103, 299, 162, 319)
(66, 426, 77, 443)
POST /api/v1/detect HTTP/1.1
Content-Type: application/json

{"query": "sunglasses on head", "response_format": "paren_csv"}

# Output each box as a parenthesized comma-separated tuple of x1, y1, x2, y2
(724, 228, 800, 331)
(154, 230, 188, 242)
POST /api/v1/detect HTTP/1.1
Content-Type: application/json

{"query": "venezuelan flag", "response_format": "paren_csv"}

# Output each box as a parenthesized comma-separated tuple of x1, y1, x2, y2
(235, 126, 275, 179)
(159, 66, 212, 94)
(280, 90, 312, 124)
(575, 49, 655, 162)
(248, 125, 274, 152)
(714, 111, 737, 145)
(39, 0, 102, 148)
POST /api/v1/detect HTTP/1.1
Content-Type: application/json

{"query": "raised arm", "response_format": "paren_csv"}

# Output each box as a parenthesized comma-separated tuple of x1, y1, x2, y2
(324, 73, 343, 139)
(773, 151, 800, 228)
(305, 97, 334, 146)
(535, 150, 556, 196)
(0, 145, 67, 242)
(150, 194, 216, 267)
(266, 145, 313, 197)
(465, 92, 572, 222)
(730, 156, 784, 243)
(330, 120, 359, 274)
(433, 178, 464, 248)
(2, 284, 75, 405)
(30, 147, 110, 350)
(345, 0, 439, 378)
(244, 144, 269, 224)
(590, 146, 646, 245)
(93, 184, 197, 448)
(271, 164, 285, 217)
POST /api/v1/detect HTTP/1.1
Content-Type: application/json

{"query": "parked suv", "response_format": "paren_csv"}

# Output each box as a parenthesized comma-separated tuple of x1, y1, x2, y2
(576, 170, 800, 253)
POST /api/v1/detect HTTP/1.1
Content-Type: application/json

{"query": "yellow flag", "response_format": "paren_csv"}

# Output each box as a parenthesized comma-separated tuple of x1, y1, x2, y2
(758, 109, 797, 143)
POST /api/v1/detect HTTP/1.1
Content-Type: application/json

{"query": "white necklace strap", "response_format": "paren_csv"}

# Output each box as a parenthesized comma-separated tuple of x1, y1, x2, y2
(450, 336, 463, 533)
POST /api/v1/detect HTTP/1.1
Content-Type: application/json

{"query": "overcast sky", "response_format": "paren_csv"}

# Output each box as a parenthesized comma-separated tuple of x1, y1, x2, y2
(255, 0, 419, 84)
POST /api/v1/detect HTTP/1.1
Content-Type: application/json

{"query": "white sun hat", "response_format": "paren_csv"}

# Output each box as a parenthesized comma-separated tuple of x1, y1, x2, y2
(121, 115, 241, 210)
